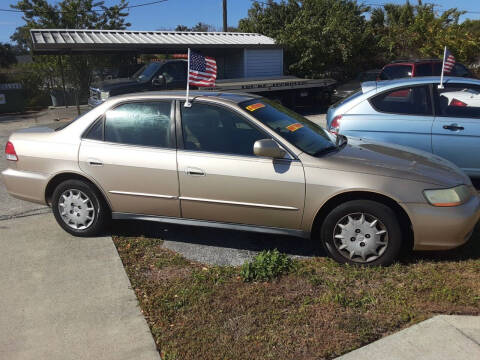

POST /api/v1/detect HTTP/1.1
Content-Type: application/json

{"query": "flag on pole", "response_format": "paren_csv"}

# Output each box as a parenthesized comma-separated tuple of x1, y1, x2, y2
(443, 48, 456, 74)
(188, 51, 217, 87)
(439, 46, 456, 89)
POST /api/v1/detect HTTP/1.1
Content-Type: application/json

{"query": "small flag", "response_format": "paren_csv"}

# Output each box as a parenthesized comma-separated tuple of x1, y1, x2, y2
(188, 51, 217, 87)
(443, 48, 456, 74)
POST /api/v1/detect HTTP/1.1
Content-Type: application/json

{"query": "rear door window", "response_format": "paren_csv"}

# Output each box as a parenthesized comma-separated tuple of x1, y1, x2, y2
(104, 101, 173, 148)
(436, 84, 480, 118)
(370, 86, 432, 115)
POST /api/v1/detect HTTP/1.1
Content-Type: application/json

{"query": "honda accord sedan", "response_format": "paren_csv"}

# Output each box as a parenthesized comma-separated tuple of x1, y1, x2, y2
(3, 91, 479, 266)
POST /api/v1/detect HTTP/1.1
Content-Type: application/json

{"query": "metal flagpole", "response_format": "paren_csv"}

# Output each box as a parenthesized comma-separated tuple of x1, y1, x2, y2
(439, 46, 447, 89)
(185, 48, 192, 107)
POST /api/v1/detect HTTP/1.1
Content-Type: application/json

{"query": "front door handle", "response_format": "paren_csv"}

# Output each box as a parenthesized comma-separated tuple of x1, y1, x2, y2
(443, 124, 464, 131)
(186, 167, 206, 176)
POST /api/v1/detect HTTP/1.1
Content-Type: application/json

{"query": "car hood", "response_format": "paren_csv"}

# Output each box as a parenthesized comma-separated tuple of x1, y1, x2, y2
(306, 137, 470, 187)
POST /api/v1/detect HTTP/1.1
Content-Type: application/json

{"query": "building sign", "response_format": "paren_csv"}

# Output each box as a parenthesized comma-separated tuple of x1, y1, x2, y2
(0, 94, 5, 105)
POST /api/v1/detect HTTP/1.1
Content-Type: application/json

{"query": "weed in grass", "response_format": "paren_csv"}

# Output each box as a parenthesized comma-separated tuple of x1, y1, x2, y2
(240, 249, 295, 282)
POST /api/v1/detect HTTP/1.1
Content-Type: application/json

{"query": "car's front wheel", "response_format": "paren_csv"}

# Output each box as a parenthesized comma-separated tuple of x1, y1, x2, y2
(52, 179, 109, 237)
(320, 200, 402, 266)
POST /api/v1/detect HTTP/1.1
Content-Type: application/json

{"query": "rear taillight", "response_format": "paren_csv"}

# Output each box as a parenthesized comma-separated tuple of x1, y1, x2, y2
(450, 98, 467, 107)
(5, 141, 18, 161)
(329, 115, 342, 134)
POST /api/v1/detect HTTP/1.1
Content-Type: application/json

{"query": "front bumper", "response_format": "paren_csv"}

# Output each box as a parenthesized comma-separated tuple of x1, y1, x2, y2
(2, 168, 49, 205)
(406, 194, 480, 250)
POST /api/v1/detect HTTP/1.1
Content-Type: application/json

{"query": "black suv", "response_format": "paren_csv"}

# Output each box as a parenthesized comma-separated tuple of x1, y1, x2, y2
(89, 60, 187, 107)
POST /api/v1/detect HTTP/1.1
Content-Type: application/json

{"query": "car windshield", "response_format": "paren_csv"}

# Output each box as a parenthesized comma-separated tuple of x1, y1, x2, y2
(240, 99, 336, 156)
(131, 63, 162, 81)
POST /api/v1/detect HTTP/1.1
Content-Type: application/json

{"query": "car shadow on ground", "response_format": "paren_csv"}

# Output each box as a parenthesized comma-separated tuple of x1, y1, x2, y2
(110, 219, 324, 258)
(110, 219, 480, 263)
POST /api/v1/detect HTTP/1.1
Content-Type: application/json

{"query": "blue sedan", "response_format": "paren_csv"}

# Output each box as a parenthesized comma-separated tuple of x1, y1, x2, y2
(326, 76, 480, 178)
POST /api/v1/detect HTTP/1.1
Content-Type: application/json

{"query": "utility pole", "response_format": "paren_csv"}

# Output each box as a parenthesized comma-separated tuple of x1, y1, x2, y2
(223, 0, 228, 32)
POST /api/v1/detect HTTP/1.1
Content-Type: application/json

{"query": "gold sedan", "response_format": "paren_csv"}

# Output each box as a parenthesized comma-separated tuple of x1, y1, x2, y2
(3, 92, 479, 265)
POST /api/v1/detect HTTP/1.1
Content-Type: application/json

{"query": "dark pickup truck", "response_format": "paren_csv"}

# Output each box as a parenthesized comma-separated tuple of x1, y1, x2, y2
(89, 60, 336, 108)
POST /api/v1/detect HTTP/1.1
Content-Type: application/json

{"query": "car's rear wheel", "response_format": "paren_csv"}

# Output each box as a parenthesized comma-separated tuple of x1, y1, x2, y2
(320, 200, 402, 266)
(52, 179, 109, 237)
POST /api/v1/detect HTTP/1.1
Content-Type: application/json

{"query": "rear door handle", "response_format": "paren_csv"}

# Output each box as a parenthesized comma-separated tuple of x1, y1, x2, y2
(443, 124, 464, 131)
(186, 167, 205, 176)
(88, 158, 103, 166)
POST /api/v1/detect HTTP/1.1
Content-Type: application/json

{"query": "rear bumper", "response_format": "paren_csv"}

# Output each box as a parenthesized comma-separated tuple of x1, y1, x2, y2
(406, 195, 480, 251)
(1, 168, 48, 205)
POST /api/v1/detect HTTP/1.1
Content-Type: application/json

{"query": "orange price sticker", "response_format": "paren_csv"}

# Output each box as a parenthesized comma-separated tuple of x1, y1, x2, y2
(246, 103, 266, 112)
(286, 123, 304, 132)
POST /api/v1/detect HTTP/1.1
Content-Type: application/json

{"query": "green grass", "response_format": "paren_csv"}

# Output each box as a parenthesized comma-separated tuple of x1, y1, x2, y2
(113, 225, 480, 360)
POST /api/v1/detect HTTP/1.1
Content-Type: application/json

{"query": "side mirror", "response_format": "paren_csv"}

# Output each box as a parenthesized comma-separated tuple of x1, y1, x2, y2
(253, 139, 287, 159)
(152, 75, 165, 87)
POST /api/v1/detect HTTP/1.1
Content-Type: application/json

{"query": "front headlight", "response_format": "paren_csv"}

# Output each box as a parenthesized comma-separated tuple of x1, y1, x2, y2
(100, 91, 110, 100)
(423, 185, 473, 207)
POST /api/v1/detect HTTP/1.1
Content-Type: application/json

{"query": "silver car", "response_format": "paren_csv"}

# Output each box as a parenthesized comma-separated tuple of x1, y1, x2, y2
(327, 76, 480, 178)
(3, 91, 480, 266)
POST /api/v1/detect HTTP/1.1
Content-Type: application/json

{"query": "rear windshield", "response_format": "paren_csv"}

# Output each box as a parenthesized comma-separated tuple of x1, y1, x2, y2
(55, 107, 95, 131)
(240, 99, 335, 156)
(332, 87, 363, 108)
(380, 65, 412, 80)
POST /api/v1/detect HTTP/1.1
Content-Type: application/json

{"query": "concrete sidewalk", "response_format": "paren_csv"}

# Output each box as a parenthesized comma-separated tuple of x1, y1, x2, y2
(337, 315, 480, 360)
(0, 213, 160, 360)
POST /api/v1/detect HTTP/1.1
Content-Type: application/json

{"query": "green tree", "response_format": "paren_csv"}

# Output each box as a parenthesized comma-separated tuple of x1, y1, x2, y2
(239, 0, 376, 79)
(10, 0, 131, 111)
(174, 22, 216, 32)
(0, 43, 17, 68)
(371, 1, 480, 64)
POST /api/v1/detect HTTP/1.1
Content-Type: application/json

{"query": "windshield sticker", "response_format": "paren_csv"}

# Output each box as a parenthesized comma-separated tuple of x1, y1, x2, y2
(286, 123, 304, 132)
(246, 103, 265, 111)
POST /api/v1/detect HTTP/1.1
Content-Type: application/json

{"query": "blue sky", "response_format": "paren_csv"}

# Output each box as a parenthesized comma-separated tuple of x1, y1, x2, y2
(1, 0, 479, 44)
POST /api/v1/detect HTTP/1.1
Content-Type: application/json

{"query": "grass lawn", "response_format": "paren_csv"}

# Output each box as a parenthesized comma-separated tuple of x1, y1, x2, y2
(113, 224, 480, 360)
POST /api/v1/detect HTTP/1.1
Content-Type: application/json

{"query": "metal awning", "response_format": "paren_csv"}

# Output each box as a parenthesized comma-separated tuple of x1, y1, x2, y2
(30, 29, 279, 54)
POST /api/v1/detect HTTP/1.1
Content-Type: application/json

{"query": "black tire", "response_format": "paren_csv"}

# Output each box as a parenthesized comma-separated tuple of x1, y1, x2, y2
(52, 179, 109, 237)
(320, 200, 402, 266)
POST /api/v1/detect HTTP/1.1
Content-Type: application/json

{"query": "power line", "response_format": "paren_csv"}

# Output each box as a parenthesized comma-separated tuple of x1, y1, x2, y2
(126, 0, 168, 9)
(364, 2, 480, 15)
(0, 0, 168, 14)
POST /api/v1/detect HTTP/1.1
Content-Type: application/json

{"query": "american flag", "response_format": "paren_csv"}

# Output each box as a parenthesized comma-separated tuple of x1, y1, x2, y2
(188, 51, 217, 87)
(443, 48, 456, 73)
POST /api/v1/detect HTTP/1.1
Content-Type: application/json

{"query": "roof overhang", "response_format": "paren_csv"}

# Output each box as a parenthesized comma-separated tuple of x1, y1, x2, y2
(30, 29, 280, 55)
